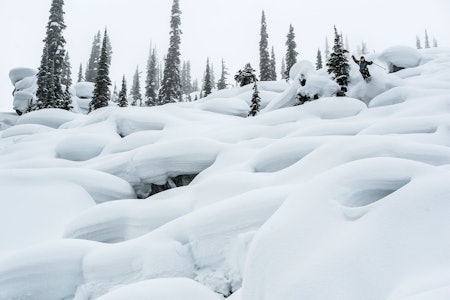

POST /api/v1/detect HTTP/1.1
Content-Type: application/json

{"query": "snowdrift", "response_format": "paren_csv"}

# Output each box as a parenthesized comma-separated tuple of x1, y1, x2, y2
(1, 47, 450, 299)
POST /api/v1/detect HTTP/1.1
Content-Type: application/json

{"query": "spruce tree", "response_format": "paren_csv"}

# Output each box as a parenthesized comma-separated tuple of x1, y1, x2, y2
(145, 47, 159, 106)
(192, 78, 199, 92)
(77, 63, 83, 82)
(158, 0, 182, 104)
(85, 31, 101, 82)
(416, 35, 422, 49)
(36, 0, 67, 110)
(424, 29, 430, 48)
(280, 58, 286, 80)
(433, 37, 438, 48)
(185, 61, 193, 93)
(202, 58, 213, 97)
(259, 11, 271, 81)
(234, 63, 257, 87)
(111, 83, 119, 103)
(60, 52, 72, 110)
(248, 82, 261, 117)
(118, 76, 128, 107)
(269, 46, 277, 81)
(104, 29, 113, 65)
(316, 49, 323, 70)
(217, 59, 228, 90)
(325, 37, 330, 61)
(89, 29, 111, 112)
(326, 26, 350, 95)
(285, 24, 298, 79)
(130, 66, 142, 106)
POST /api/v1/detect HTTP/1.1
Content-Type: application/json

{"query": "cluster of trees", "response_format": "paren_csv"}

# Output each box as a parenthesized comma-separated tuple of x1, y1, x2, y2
(416, 29, 438, 49)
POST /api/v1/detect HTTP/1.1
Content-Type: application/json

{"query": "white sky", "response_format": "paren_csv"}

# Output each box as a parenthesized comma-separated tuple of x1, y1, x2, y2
(1, 0, 449, 110)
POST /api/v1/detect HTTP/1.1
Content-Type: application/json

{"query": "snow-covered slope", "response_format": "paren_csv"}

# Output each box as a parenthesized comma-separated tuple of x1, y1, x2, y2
(1, 47, 450, 299)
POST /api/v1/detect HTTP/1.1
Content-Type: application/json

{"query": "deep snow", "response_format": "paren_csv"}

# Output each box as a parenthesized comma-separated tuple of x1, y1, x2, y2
(1, 47, 450, 299)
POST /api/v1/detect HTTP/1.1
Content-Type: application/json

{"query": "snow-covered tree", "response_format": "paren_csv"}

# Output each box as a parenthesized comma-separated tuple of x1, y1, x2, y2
(145, 46, 159, 106)
(89, 29, 111, 112)
(424, 29, 430, 48)
(130, 66, 142, 106)
(111, 83, 119, 103)
(280, 58, 286, 80)
(181, 60, 192, 96)
(326, 26, 350, 95)
(259, 11, 271, 81)
(285, 24, 298, 79)
(316, 49, 323, 70)
(158, 0, 182, 104)
(234, 63, 257, 87)
(77, 63, 83, 82)
(104, 29, 113, 65)
(361, 41, 368, 55)
(416, 35, 422, 49)
(118, 76, 128, 107)
(202, 58, 213, 97)
(85, 31, 101, 82)
(248, 82, 261, 117)
(270, 47, 277, 81)
(217, 59, 228, 90)
(192, 78, 199, 92)
(433, 37, 438, 48)
(325, 37, 330, 61)
(36, 0, 67, 110)
(60, 52, 72, 110)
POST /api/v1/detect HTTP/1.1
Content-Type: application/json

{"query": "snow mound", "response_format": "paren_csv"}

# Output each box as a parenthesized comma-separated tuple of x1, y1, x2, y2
(380, 46, 423, 70)
(289, 60, 315, 81)
(8, 67, 38, 85)
(12, 90, 35, 113)
(16, 108, 80, 128)
(56, 134, 110, 161)
(74, 82, 95, 99)
(1, 123, 54, 138)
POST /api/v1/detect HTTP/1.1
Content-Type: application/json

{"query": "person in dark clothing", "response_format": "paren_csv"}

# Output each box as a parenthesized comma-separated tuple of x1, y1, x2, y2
(352, 55, 373, 81)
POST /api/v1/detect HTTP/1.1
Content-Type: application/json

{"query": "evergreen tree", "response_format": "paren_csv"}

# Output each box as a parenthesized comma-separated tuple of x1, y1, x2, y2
(185, 61, 193, 93)
(36, 0, 67, 110)
(104, 29, 113, 65)
(89, 29, 111, 112)
(130, 66, 142, 106)
(326, 26, 350, 95)
(202, 58, 213, 97)
(285, 24, 298, 79)
(158, 0, 182, 104)
(416, 35, 422, 49)
(316, 49, 323, 70)
(60, 52, 72, 110)
(111, 83, 119, 103)
(234, 63, 257, 87)
(85, 31, 101, 82)
(325, 37, 330, 61)
(192, 78, 199, 92)
(217, 59, 228, 90)
(145, 46, 159, 106)
(77, 63, 83, 82)
(210, 62, 216, 89)
(269, 46, 277, 81)
(280, 58, 286, 80)
(424, 29, 430, 48)
(248, 82, 261, 117)
(361, 41, 368, 55)
(433, 37, 438, 48)
(118, 76, 128, 107)
(259, 11, 271, 81)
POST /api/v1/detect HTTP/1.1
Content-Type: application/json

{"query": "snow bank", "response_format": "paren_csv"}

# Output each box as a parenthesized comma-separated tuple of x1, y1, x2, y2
(1, 123, 54, 138)
(8, 67, 37, 85)
(56, 134, 111, 161)
(74, 82, 95, 99)
(16, 108, 80, 128)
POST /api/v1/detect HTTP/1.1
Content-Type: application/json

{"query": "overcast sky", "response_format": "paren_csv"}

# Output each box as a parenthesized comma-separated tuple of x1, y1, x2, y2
(1, 0, 449, 110)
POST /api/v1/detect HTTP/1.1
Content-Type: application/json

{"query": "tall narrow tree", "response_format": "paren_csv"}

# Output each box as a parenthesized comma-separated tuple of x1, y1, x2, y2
(36, 0, 67, 110)
(145, 46, 159, 106)
(118, 76, 128, 107)
(416, 35, 422, 49)
(217, 59, 228, 90)
(130, 66, 142, 106)
(259, 11, 271, 81)
(316, 49, 323, 70)
(285, 24, 298, 79)
(85, 31, 101, 82)
(325, 37, 330, 61)
(433, 37, 438, 47)
(89, 29, 111, 112)
(158, 0, 182, 104)
(326, 26, 350, 95)
(202, 58, 213, 97)
(424, 29, 430, 48)
(280, 58, 286, 80)
(77, 63, 83, 82)
(269, 46, 277, 81)
(248, 82, 261, 117)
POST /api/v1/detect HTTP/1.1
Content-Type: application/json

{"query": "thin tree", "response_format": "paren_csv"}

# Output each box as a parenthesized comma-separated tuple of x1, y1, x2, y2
(118, 76, 128, 107)
(89, 29, 111, 112)
(259, 11, 271, 81)
(202, 58, 213, 97)
(285, 24, 298, 79)
(325, 37, 330, 61)
(280, 58, 286, 80)
(316, 49, 323, 70)
(61, 52, 72, 110)
(36, 0, 67, 110)
(158, 0, 182, 104)
(326, 26, 350, 95)
(416, 35, 422, 49)
(77, 63, 83, 82)
(424, 29, 430, 48)
(85, 31, 101, 82)
(433, 37, 438, 47)
(217, 59, 228, 90)
(270, 46, 277, 81)
(130, 66, 142, 106)
(145, 46, 159, 106)
(248, 82, 261, 117)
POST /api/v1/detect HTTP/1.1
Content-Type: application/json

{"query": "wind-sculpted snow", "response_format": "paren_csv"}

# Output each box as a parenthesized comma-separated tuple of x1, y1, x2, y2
(1, 47, 450, 299)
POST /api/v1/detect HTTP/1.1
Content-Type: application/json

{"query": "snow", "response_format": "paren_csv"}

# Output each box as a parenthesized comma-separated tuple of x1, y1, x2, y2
(74, 81, 95, 98)
(1, 46, 450, 299)
(8, 67, 37, 85)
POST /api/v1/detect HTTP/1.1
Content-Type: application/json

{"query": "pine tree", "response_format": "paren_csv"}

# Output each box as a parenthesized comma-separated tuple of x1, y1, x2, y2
(192, 78, 199, 92)
(280, 58, 286, 80)
(185, 61, 193, 93)
(36, 0, 67, 110)
(118, 76, 128, 107)
(145, 46, 159, 106)
(130, 66, 142, 106)
(234, 63, 257, 87)
(60, 52, 72, 110)
(259, 11, 271, 81)
(326, 26, 350, 95)
(361, 41, 368, 55)
(416, 35, 422, 49)
(285, 24, 298, 79)
(217, 59, 228, 90)
(248, 82, 261, 117)
(89, 29, 111, 112)
(85, 31, 101, 82)
(104, 29, 113, 65)
(424, 29, 430, 48)
(202, 58, 213, 97)
(433, 37, 438, 47)
(316, 49, 323, 70)
(325, 37, 330, 61)
(269, 46, 277, 81)
(158, 0, 182, 104)
(77, 63, 83, 82)
(210, 62, 216, 89)
(111, 83, 119, 103)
